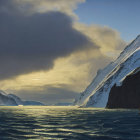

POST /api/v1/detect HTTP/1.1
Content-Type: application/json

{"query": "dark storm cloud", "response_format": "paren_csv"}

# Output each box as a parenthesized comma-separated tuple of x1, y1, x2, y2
(0, 0, 17, 13)
(0, 4, 94, 79)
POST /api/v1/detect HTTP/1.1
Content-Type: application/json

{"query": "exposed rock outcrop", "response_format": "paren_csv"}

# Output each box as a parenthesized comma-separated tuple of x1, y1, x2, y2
(106, 68, 140, 109)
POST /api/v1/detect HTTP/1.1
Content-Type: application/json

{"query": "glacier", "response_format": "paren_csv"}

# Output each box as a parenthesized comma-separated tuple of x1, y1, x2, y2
(74, 35, 140, 107)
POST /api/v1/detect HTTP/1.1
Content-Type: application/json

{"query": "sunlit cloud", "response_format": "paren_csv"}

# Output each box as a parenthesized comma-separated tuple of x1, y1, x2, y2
(16, 0, 85, 17)
(0, 0, 126, 103)
(74, 22, 126, 59)
(0, 0, 85, 18)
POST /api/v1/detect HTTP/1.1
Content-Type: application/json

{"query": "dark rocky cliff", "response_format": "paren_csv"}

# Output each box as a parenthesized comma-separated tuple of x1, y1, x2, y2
(106, 68, 140, 109)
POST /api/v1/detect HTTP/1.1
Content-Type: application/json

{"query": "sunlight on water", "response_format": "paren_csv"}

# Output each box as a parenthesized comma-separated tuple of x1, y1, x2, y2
(0, 106, 140, 139)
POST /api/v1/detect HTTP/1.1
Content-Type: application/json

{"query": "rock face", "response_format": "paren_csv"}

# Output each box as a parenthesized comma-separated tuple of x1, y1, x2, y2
(106, 69, 140, 109)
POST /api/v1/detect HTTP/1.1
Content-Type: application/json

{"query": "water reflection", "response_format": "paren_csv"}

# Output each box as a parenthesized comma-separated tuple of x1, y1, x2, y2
(0, 106, 140, 139)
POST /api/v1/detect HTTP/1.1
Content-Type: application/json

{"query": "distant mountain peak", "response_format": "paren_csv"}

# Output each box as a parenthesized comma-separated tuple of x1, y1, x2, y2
(0, 91, 44, 106)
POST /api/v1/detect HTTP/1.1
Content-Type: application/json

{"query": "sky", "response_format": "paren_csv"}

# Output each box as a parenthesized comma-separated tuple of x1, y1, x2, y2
(0, 0, 138, 104)
(75, 0, 140, 41)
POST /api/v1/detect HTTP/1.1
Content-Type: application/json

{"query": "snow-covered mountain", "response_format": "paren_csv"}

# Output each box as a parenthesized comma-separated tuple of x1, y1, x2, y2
(0, 91, 44, 106)
(8, 94, 24, 105)
(0, 91, 17, 106)
(8, 94, 44, 106)
(74, 35, 140, 107)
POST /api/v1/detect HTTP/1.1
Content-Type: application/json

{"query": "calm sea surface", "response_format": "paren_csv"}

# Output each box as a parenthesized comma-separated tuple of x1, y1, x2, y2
(0, 106, 140, 140)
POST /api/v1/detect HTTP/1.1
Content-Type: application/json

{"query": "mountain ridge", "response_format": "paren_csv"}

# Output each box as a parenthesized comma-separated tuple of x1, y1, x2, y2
(74, 35, 140, 107)
(0, 91, 44, 106)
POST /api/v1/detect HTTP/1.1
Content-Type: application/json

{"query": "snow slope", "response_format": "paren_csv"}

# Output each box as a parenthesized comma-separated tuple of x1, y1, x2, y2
(74, 35, 140, 107)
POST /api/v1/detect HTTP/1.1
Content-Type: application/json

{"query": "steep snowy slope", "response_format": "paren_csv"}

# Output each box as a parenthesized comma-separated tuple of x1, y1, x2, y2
(74, 35, 140, 107)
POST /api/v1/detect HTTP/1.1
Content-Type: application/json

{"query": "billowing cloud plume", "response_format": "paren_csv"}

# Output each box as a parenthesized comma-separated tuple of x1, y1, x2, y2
(16, 0, 85, 17)
(0, 0, 85, 17)
(0, 0, 127, 104)
(74, 23, 126, 58)
(0, 6, 94, 80)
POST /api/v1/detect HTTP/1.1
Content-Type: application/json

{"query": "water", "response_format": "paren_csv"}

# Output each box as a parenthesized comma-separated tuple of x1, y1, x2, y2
(0, 106, 140, 140)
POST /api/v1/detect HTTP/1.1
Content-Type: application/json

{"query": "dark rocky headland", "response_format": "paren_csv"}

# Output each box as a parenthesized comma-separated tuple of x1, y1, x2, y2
(106, 68, 140, 109)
